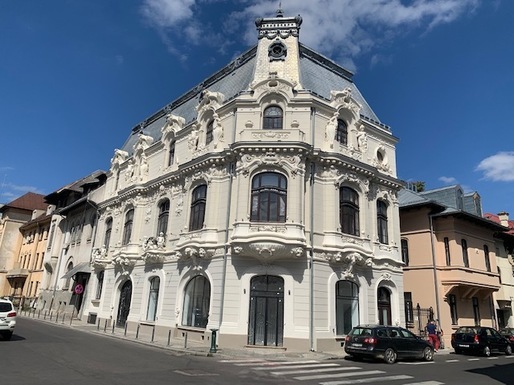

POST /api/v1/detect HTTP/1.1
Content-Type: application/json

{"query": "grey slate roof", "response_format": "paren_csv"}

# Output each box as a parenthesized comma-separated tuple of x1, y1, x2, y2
(119, 42, 385, 156)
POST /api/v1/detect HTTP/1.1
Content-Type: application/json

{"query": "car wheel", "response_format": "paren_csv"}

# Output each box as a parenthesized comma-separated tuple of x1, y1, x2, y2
(505, 345, 512, 356)
(384, 348, 397, 364)
(422, 346, 434, 361)
(483, 345, 491, 357)
(2, 331, 13, 341)
(454, 348, 462, 354)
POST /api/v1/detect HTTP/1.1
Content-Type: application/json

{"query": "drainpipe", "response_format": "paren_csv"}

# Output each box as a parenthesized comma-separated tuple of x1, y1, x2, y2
(429, 214, 442, 323)
(309, 107, 316, 352)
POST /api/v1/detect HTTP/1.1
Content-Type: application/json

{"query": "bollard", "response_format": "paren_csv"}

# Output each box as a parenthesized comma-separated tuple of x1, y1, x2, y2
(151, 326, 155, 342)
(124, 322, 128, 336)
(209, 329, 219, 353)
(112, 322, 115, 334)
(38, 309, 41, 319)
(136, 324, 140, 340)
(184, 332, 188, 349)
(104, 319, 108, 333)
(97, 319, 100, 331)
(44, 310, 47, 320)
(167, 330, 171, 346)
(62, 313, 66, 324)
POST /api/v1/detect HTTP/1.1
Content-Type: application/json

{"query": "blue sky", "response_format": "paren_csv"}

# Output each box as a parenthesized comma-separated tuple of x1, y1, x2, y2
(1, 0, 513, 217)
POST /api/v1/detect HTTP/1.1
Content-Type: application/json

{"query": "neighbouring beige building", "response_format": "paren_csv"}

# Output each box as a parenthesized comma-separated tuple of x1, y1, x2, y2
(81, 10, 404, 353)
(483, 212, 514, 329)
(15, 209, 52, 308)
(0, 192, 47, 303)
(399, 185, 505, 346)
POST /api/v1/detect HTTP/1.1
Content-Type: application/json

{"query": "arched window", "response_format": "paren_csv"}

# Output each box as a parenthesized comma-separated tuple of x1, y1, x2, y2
(189, 185, 207, 231)
(336, 119, 347, 145)
(340, 187, 359, 236)
(157, 199, 170, 237)
(122, 209, 134, 246)
(263, 106, 283, 129)
(336, 280, 359, 335)
(206, 120, 214, 145)
(182, 275, 210, 328)
(377, 200, 388, 244)
(251, 172, 287, 222)
(64, 261, 73, 290)
(168, 141, 175, 166)
(147, 277, 160, 321)
(104, 217, 113, 250)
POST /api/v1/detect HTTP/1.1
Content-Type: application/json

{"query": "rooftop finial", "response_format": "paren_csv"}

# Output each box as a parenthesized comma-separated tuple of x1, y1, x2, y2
(276, 1, 284, 17)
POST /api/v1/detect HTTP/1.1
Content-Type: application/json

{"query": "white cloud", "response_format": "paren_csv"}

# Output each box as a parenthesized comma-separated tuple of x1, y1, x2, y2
(141, 0, 196, 28)
(439, 176, 458, 184)
(230, 0, 480, 66)
(140, 0, 480, 65)
(476, 152, 514, 182)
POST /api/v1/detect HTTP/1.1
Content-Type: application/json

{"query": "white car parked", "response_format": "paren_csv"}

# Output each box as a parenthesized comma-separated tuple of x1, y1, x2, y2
(0, 298, 16, 340)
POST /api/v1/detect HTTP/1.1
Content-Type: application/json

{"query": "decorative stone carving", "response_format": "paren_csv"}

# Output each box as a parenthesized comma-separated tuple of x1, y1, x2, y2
(162, 113, 185, 137)
(290, 247, 304, 258)
(325, 112, 338, 147)
(110, 149, 128, 170)
(196, 90, 225, 115)
(91, 246, 110, 269)
(188, 124, 199, 151)
(381, 272, 393, 281)
(125, 159, 135, 182)
(112, 255, 136, 267)
(355, 123, 368, 152)
(133, 133, 154, 153)
(325, 251, 373, 278)
(330, 87, 361, 115)
(212, 112, 224, 148)
(238, 152, 304, 178)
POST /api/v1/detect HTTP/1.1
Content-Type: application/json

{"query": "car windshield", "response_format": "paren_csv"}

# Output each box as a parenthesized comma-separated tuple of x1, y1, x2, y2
(349, 327, 373, 336)
(0, 302, 13, 312)
(456, 327, 478, 334)
(500, 329, 514, 335)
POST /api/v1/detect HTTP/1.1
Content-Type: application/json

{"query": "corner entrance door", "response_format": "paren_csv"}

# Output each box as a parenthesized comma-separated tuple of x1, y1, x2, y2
(248, 275, 284, 347)
(378, 287, 392, 325)
(116, 280, 132, 327)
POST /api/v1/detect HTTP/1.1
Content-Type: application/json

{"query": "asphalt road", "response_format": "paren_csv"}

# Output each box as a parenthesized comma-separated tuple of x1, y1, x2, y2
(3, 318, 514, 385)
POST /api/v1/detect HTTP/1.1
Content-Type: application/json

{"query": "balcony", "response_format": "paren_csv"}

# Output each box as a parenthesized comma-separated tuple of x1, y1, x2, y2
(231, 221, 307, 263)
(439, 267, 500, 298)
(6, 263, 29, 278)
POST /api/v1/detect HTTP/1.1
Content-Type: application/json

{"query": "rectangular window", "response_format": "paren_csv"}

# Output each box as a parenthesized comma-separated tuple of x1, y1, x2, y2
(444, 237, 451, 266)
(472, 297, 480, 325)
(401, 239, 409, 266)
(449, 294, 458, 324)
(404, 292, 413, 325)
(462, 239, 469, 267)
(484, 245, 491, 272)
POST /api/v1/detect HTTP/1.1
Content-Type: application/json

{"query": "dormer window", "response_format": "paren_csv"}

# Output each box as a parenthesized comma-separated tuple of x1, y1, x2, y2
(263, 106, 283, 129)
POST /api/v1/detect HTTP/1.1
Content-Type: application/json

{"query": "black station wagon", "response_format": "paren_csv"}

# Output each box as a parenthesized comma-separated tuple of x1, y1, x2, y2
(344, 325, 434, 364)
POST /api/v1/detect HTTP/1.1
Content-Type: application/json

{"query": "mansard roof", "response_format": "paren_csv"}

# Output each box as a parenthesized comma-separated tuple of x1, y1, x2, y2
(45, 170, 106, 206)
(119, 43, 384, 156)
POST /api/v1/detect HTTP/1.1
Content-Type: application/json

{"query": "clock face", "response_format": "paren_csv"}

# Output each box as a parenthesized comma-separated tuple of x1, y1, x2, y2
(269, 41, 287, 60)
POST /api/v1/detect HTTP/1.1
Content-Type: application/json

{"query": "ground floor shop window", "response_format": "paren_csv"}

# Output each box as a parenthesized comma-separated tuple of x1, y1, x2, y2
(182, 275, 210, 328)
(336, 280, 359, 335)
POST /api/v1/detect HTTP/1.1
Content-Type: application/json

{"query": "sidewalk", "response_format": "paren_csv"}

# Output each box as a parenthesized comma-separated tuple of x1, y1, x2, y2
(19, 310, 451, 360)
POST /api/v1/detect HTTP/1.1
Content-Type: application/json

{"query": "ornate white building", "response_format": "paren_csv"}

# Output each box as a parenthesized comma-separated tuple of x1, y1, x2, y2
(88, 10, 404, 352)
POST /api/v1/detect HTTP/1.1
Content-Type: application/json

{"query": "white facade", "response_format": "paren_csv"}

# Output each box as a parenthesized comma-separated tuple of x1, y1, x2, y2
(88, 12, 404, 352)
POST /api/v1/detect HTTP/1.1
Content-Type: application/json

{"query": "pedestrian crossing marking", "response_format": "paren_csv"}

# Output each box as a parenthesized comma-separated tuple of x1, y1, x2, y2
(232, 359, 318, 366)
(255, 363, 340, 371)
(270, 366, 361, 375)
(320, 375, 413, 385)
(294, 369, 384, 381)
(218, 359, 266, 363)
(398, 361, 435, 365)
(445, 359, 459, 362)
(487, 357, 499, 360)
(403, 382, 444, 385)
(467, 358, 480, 361)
